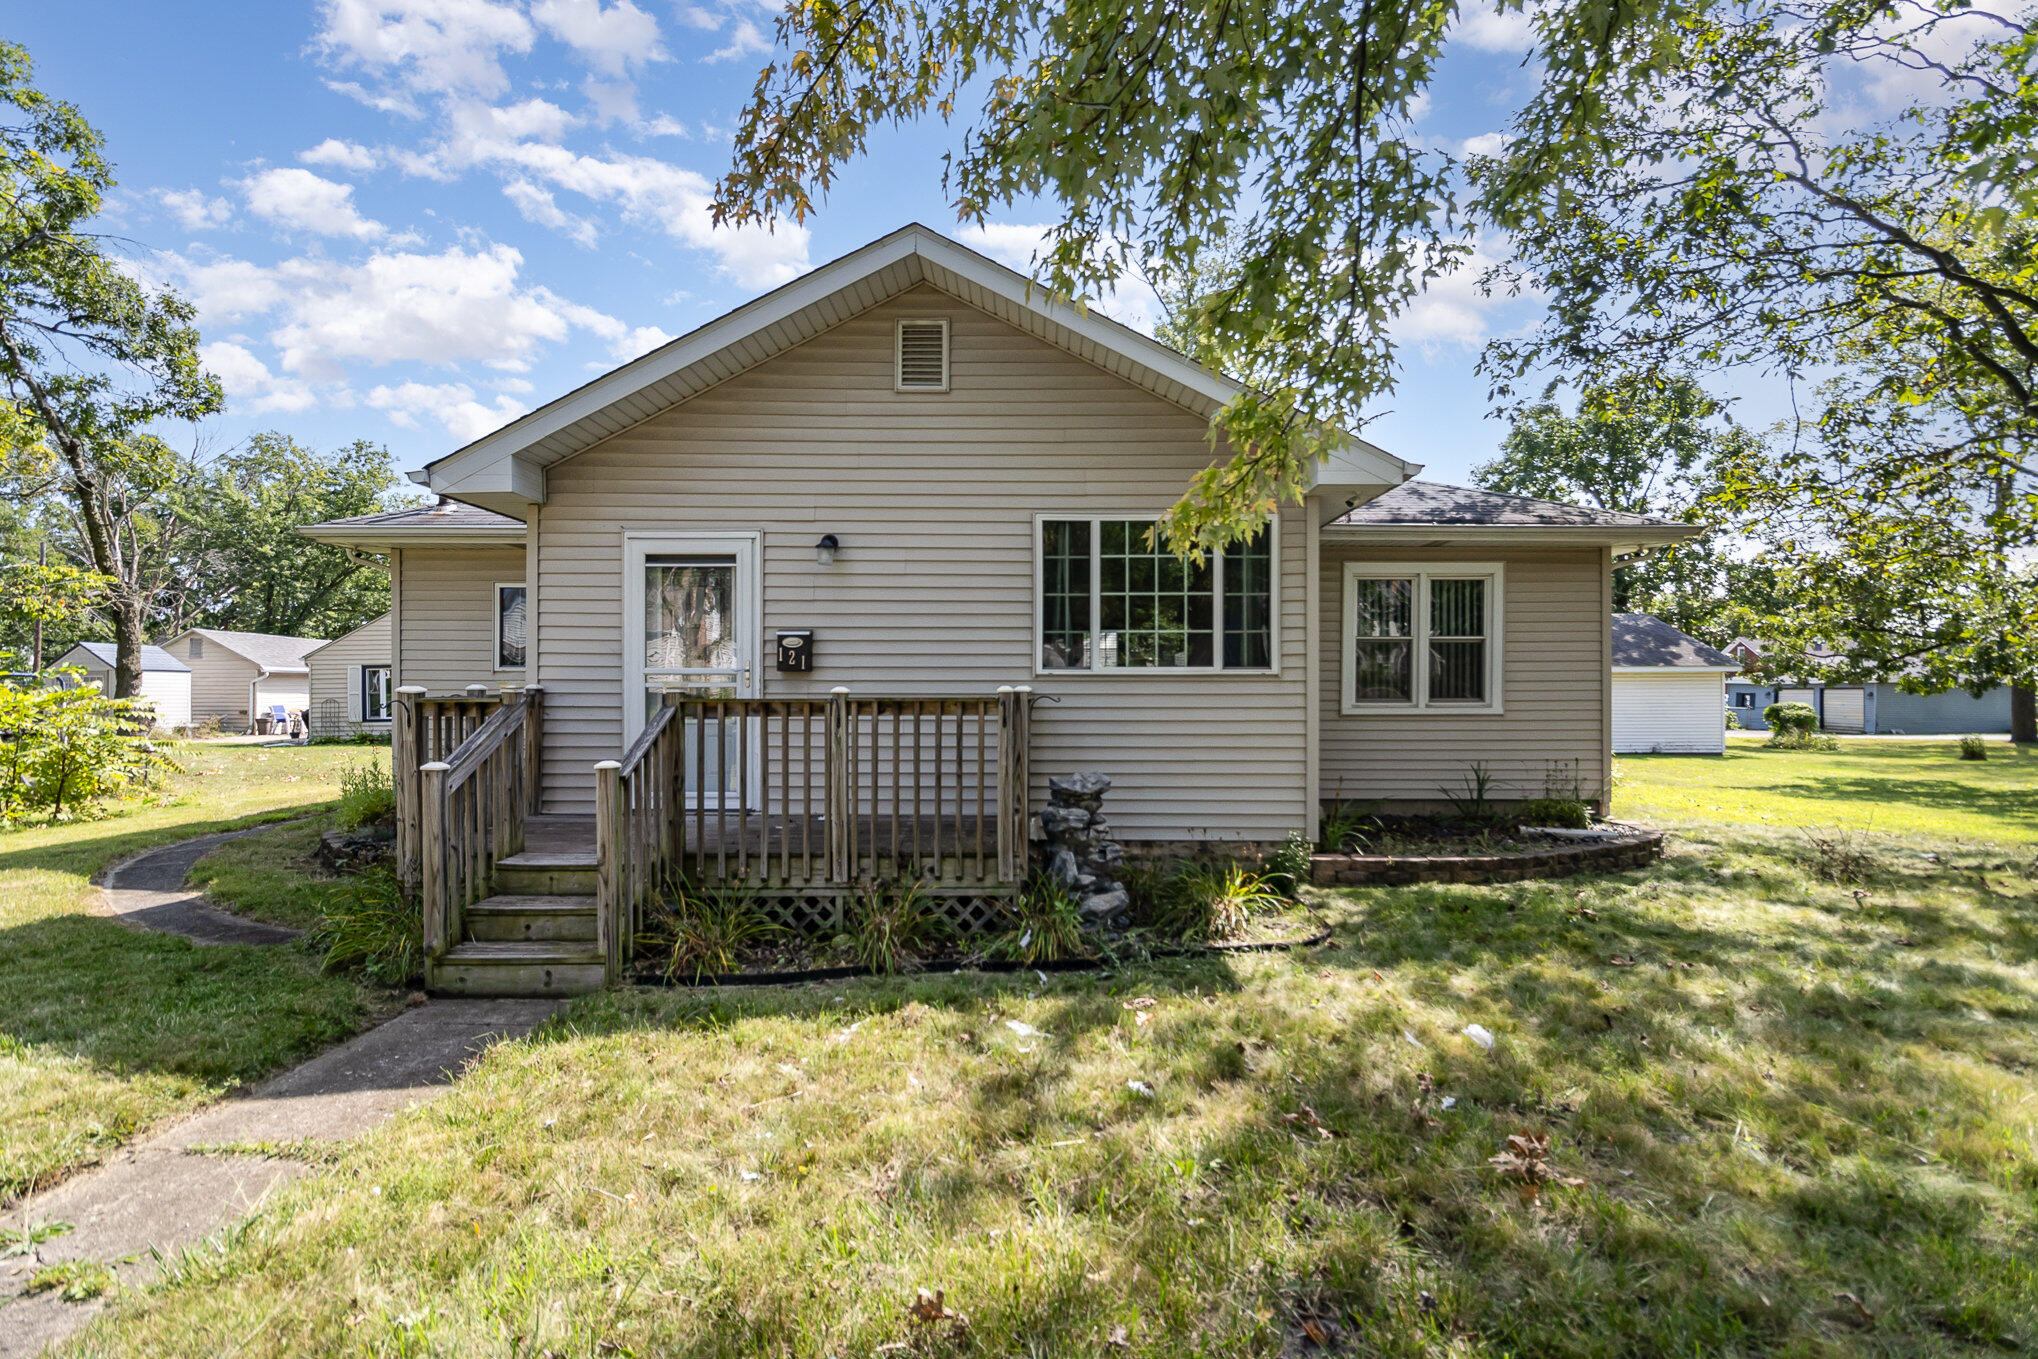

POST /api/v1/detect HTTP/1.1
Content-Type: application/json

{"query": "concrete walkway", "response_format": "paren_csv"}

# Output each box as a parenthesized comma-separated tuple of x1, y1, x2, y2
(1, 829, 560, 1355)
(95, 823, 312, 946)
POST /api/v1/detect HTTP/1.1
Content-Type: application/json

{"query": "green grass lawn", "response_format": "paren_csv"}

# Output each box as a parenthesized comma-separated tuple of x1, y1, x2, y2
(0, 743, 386, 1203)
(187, 816, 347, 932)
(56, 743, 2038, 1356)
(1616, 735, 2038, 841)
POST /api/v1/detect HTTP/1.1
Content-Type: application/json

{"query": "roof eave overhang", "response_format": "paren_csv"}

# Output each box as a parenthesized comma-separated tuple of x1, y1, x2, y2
(1612, 664, 1740, 674)
(1321, 524, 1702, 551)
(297, 525, 528, 552)
(421, 223, 1421, 505)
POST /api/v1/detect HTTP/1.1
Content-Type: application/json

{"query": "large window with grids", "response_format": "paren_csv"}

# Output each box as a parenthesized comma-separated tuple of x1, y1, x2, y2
(1341, 562, 1503, 713)
(1037, 518, 1276, 672)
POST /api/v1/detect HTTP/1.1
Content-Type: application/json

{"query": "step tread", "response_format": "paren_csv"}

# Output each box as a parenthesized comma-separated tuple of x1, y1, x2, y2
(497, 850, 598, 869)
(466, 894, 597, 914)
(442, 941, 605, 964)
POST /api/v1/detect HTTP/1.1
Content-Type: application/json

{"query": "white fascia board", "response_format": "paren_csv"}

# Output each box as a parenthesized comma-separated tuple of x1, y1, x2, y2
(298, 525, 527, 550)
(1612, 665, 1740, 674)
(1323, 524, 1700, 548)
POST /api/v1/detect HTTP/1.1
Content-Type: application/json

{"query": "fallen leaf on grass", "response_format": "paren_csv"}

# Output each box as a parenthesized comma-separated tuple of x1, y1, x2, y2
(1608, 955, 1639, 966)
(1835, 1292, 1877, 1325)
(1281, 1104, 1335, 1139)
(1488, 1130, 1586, 1203)
(1106, 1324, 1129, 1348)
(909, 1287, 970, 1339)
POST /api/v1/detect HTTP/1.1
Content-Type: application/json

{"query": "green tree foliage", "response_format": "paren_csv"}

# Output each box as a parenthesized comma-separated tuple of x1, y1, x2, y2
(1473, 375, 1778, 637)
(0, 41, 220, 698)
(180, 435, 403, 639)
(0, 556, 105, 670)
(0, 679, 171, 821)
(713, 0, 1710, 552)
(1481, 1, 2038, 699)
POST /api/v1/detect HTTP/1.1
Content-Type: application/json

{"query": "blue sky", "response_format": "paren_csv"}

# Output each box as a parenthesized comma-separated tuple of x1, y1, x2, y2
(20, 2, 1598, 488)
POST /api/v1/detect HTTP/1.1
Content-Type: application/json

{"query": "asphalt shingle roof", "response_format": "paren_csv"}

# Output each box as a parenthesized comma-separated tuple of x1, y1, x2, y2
(306, 500, 525, 532)
(179, 629, 328, 672)
(1612, 613, 1739, 669)
(68, 641, 190, 673)
(1333, 481, 1688, 529)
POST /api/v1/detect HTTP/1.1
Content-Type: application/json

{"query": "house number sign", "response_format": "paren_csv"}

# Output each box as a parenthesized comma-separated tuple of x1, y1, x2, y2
(776, 630, 814, 672)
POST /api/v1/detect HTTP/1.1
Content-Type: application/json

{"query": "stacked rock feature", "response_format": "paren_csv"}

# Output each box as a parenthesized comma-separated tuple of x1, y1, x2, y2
(1039, 771, 1129, 922)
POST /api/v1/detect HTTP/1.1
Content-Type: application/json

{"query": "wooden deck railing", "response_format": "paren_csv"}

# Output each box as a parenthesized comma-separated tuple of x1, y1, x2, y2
(402, 687, 541, 956)
(593, 702, 683, 980)
(394, 686, 542, 892)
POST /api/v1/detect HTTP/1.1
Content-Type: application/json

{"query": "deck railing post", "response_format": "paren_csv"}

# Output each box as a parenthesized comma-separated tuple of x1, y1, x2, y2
(1012, 686, 1033, 877)
(826, 687, 850, 884)
(522, 685, 545, 817)
(419, 761, 450, 956)
(995, 687, 1017, 883)
(394, 686, 429, 894)
(594, 759, 623, 984)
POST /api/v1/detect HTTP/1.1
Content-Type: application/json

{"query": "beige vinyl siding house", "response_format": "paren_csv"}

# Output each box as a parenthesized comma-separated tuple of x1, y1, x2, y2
(52, 642, 192, 731)
(305, 612, 393, 736)
(159, 628, 325, 730)
(394, 548, 526, 694)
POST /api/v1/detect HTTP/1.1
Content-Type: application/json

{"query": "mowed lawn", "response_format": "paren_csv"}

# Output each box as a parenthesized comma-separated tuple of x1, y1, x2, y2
(58, 739, 2038, 1356)
(1617, 735, 2038, 841)
(0, 743, 384, 1203)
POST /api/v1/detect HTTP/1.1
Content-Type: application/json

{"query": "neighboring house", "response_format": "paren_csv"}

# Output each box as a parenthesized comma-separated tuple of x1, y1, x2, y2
(300, 223, 1697, 994)
(157, 628, 327, 731)
(304, 612, 394, 738)
(51, 641, 192, 731)
(1726, 636, 2011, 734)
(1609, 614, 1737, 754)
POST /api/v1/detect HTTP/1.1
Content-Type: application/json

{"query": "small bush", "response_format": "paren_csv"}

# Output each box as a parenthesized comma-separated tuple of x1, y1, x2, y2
(1725, 709, 1743, 730)
(0, 680, 173, 821)
(844, 879, 946, 974)
(1763, 701, 1821, 736)
(1317, 801, 1374, 853)
(1158, 860, 1284, 941)
(1001, 876, 1088, 963)
(311, 870, 422, 985)
(1440, 762, 1500, 826)
(1959, 734, 1989, 761)
(657, 879, 777, 981)
(1767, 727, 1840, 751)
(334, 762, 397, 830)
(1516, 797, 1592, 829)
(1259, 830, 1314, 896)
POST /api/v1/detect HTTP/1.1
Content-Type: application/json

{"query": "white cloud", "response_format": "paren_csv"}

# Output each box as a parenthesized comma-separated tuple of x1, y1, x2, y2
(502, 178, 600, 246)
(611, 324, 671, 360)
(200, 340, 325, 413)
(367, 379, 529, 441)
(704, 18, 771, 64)
(316, 0, 536, 96)
(675, 4, 723, 30)
(953, 222, 1164, 333)
(300, 138, 380, 171)
(1392, 237, 1535, 355)
(1452, 4, 1538, 54)
(531, 0, 665, 75)
(638, 112, 691, 138)
(239, 167, 387, 240)
(1459, 132, 1510, 157)
(156, 187, 233, 231)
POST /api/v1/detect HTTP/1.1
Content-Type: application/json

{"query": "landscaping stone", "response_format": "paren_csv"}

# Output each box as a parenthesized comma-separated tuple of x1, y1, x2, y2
(1037, 771, 1130, 925)
(1309, 823, 1664, 888)
(317, 824, 395, 876)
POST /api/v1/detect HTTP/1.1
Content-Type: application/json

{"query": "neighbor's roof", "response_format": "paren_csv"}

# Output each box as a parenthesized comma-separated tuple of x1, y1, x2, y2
(417, 223, 1419, 517)
(1325, 481, 1702, 550)
(171, 628, 328, 674)
(64, 641, 190, 674)
(302, 611, 392, 661)
(298, 499, 528, 551)
(1612, 614, 1739, 670)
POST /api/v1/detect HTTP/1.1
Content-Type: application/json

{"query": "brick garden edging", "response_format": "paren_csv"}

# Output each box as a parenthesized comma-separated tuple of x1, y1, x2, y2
(1311, 823, 1665, 887)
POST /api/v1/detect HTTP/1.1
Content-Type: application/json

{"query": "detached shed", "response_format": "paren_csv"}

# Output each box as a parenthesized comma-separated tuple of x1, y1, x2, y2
(52, 641, 193, 731)
(156, 628, 327, 732)
(1610, 613, 1738, 755)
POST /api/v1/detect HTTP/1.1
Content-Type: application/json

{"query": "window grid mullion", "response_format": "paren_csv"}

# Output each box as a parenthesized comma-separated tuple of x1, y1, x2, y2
(1089, 518, 1103, 675)
(1213, 544, 1226, 673)
(1414, 574, 1430, 709)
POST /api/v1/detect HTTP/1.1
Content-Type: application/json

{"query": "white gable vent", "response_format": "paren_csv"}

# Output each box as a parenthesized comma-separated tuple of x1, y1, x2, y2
(895, 318, 950, 392)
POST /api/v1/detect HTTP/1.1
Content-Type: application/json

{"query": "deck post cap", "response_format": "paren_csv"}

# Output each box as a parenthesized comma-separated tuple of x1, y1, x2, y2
(419, 761, 451, 772)
(830, 685, 850, 694)
(593, 760, 622, 770)
(996, 685, 1014, 693)
(396, 685, 427, 694)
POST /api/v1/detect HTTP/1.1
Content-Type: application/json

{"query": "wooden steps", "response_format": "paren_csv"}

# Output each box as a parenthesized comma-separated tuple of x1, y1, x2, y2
(463, 894, 597, 942)
(433, 941, 606, 996)
(428, 814, 606, 997)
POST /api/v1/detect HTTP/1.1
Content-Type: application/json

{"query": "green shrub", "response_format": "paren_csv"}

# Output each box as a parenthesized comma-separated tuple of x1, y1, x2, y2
(0, 679, 173, 822)
(1515, 797, 1592, 829)
(1440, 762, 1500, 826)
(1000, 876, 1088, 963)
(1259, 830, 1314, 896)
(1157, 860, 1284, 942)
(656, 879, 777, 981)
(1725, 709, 1743, 730)
(311, 870, 422, 986)
(1767, 727, 1840, 751)
(1763, 701, 1821, 736)
(1959, 734, 1989, 761)
(334, 762, 396, 830)
(844, 879, 946, 974)
(1317, 800, 1374, 853)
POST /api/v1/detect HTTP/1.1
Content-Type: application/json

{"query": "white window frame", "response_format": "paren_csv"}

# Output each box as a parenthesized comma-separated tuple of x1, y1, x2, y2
(894, 317, 951, 393)
(1340, 561, 1505, 715)
(360, 664, 393, 724)
(1031, 512, 1281, 677)
(494, 581, 528, 671)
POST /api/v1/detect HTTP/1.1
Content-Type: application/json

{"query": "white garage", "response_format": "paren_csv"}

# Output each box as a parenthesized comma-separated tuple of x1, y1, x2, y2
(1609, 613, 1740, 755)
(52, 641, 193, 732)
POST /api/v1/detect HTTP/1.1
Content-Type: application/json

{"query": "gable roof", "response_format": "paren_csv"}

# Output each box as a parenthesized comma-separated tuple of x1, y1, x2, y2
(166, 628, 328, 674)
(299, 499, 527, 551)
(302, 611, 392, 661)
(1324, 480, 1702, 551)
(61, 641, 190, 674)
(420, 223, 1419, 516)
(1612, 613, 1739, 670)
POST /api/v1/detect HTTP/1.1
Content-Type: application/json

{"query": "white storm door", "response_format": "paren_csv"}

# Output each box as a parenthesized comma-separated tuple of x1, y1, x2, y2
(624, 533, 761, 807)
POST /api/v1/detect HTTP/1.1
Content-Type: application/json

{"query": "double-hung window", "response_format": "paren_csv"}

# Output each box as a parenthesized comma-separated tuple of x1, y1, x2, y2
(1342, 562, 1503, 713)
(360, 665, 392, 723)
(495, 583, 527, 670)
(1037, 518, 1276, 672)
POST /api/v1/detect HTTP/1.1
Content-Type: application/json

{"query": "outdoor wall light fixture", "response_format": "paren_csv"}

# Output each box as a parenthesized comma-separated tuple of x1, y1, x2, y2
(815, 533, 840, 565)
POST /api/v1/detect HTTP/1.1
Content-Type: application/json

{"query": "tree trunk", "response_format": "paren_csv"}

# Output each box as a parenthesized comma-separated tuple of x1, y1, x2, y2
(2013, 685, 2036, 745)
(110, 595, 147, 699)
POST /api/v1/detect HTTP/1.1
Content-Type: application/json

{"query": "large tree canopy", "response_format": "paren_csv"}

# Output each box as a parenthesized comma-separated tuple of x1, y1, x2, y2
(0, 41, 219, 696)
